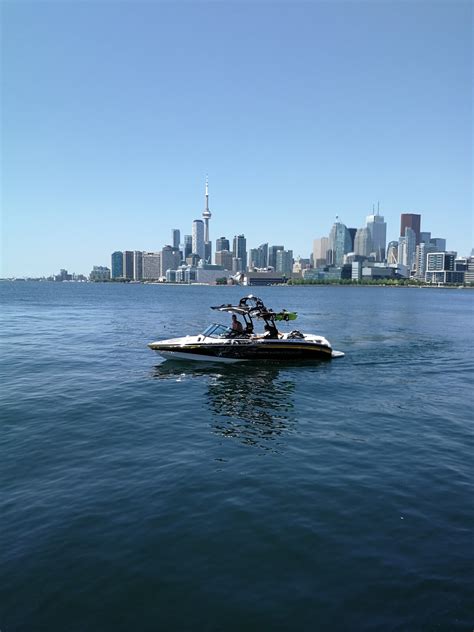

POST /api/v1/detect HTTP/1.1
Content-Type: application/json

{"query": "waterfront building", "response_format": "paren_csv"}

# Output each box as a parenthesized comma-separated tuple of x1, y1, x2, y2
(123, 251, 134, 280)
(233, 234, 247, 271)
(172, 229, 180, 250)
(362, 264, 396, 280)
(111, 251, 123, 279)
(244, 271, 287, 286)
(464, 257, 474, 284)
(425, 252, 463, 284)
(89, 266, 111, 282)
(354, 227, 373, 258)
(216, 237, 229, 253)
(400, 213, 421, 245)
(328, 219, 352, 266)
(366, 212, 386, 261)
(196, 263, 229, 284)
(142, 252, 161, 280)
(268, 245, 284, 270)
(257, 243, 269, 268)
(313, 237, 329, 269)
(192, 220, 205, 260)
(276, 249, 293, 276)
(160, 245, 181, 278)
(166, 269, 177, 283)
(215, 249, 233, 270)
(133, 251, 143, 281)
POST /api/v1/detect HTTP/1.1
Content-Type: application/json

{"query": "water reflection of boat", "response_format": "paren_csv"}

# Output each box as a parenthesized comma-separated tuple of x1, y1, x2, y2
(148, 295, 344, 363)
(151, 363, 297, 448)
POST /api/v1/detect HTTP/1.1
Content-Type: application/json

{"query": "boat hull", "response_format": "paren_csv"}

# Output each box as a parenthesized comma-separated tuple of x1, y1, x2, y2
(148, 339, 334, 362)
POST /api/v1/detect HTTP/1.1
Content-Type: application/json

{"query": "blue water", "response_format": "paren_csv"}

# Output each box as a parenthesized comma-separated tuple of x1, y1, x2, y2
(1, 282, 473, 631)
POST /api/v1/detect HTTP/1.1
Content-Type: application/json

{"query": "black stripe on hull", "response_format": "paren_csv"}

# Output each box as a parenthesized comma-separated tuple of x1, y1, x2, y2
(150, 342, 333, 361)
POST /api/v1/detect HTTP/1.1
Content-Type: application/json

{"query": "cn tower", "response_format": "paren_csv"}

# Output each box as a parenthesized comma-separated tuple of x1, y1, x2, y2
(202, 176, 212, 243)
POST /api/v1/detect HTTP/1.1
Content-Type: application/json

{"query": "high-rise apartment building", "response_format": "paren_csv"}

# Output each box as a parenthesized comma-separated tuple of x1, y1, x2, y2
(400, 213, 421, 245)
(142, 252, 161, 280)
(276, 249, 293, 276)
(192, 220, 205, 260)
(233, 235, 247, 271)
(328, 219, 351, 266)
(123, 251, 134, 280)
(111, 251, 123, 279)
(366, 212, 386, 261)
(133, 251, 143, 281)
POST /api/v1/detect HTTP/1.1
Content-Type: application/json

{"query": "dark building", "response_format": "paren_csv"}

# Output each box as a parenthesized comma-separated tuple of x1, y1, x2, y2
(348, 228, 357, 252)
(172, 229, 180, 250)
(184, 235, 192, 259)
(400, 213, 421, 244)
(111, 251, 123, 279)
(216, 237, 230, 252)
(123, 251, 134, 279)
(233, 234, 247, 271)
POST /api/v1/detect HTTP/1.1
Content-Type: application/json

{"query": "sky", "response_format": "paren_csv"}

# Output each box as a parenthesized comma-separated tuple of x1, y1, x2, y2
(1, 0, 472, 277)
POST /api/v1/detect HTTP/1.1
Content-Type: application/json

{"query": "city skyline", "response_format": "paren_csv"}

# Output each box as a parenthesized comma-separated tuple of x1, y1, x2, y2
(2, 2, 472, 277)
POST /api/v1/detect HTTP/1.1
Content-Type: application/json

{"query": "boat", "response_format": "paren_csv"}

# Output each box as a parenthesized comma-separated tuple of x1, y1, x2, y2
(148, 295, 345, 363)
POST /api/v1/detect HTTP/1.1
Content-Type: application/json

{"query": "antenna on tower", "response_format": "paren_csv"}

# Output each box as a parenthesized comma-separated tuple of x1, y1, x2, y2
(377, 201, 380, 215)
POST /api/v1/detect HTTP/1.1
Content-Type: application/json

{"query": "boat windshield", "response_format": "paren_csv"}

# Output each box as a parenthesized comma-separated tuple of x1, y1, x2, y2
(202, 323, 232, 338)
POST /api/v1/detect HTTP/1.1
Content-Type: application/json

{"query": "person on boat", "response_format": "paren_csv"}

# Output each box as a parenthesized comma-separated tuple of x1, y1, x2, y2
(263, 322, 279, 339)
(231, 314, 244, 334)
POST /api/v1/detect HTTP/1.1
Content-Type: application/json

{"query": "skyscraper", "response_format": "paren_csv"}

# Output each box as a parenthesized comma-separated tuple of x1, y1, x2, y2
(276, 249, 293, 276)
(202, 177, 212, 263)
(233, 234, 247, 271)
(399, 227, 416, 270)
(216, 237, 229, 252)
(111, 251, 123, 279)
(313, 237, 329, 268)
(400, 213, 421, 245)
(328, 219, 352, 266)
(160, 245, 181, 277)
(366, 211, 386, 261)
(172, 229, 180, 250)
(354, 227, 373, 258)
(268, 245, 284, 270)
(133, 251, 143, 281)
(183, 235, 192, 259)
(192, 220, 205, 259)
(123, 251, 134, 280)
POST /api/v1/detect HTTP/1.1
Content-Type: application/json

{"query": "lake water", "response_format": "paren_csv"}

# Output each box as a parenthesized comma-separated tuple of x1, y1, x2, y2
(1, 282, 473, 631)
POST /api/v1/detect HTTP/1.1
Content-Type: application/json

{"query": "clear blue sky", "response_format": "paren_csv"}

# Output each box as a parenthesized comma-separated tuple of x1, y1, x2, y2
(2, 0, 472, 276)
